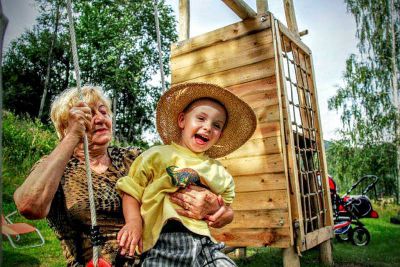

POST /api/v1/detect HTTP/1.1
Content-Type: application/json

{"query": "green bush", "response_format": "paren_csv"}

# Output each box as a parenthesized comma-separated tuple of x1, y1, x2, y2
(2, 111, 58, 203)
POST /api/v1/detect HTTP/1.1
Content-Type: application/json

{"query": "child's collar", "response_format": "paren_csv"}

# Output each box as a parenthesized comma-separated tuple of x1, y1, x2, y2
(171, 142, 207, 158)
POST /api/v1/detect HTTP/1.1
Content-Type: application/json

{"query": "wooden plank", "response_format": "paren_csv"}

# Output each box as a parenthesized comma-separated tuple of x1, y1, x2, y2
(302, 226, 334, 251)
(239, 89, 278, 110)
(171, 14, 271, 57)
(223, 135, 281, 159)
(283, 0, 299, 35)
(221, 0, 257, 20)
(211, 227, 291, 248)
(220, 153, 284, 176)
(257, 0, 269, 14)
(171, 30, 273, 71)
(251, 121, 281, 139)
(227, 209, 289, 229)
(253, 104, 280, 123)
(173, 58, 276, 87)
(278, 21, 311, 54)
(226, 76, 277, 97)
(178, 0, 190, 41)
(232, 190, 288, 211)
(233, 173, 287, 192)
(171, 37, 274, 82)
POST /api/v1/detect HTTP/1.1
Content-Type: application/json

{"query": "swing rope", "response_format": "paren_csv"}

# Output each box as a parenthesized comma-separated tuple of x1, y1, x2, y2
(153, 0, 166, 92)
(66, 1, 100, 266)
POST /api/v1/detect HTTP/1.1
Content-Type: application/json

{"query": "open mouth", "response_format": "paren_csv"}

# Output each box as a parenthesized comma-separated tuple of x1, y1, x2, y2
(194, 134, 209, 144)
(94, 128, 108, 135)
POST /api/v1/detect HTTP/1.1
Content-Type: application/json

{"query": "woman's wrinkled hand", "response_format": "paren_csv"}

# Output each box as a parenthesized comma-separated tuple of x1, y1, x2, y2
(65, 102, 92, 141)
(117, 220, 143, 257)
(169, 185, 220, 220)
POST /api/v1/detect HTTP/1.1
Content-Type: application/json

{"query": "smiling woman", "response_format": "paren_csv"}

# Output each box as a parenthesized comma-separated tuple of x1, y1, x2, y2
(13, 86, 143, 266)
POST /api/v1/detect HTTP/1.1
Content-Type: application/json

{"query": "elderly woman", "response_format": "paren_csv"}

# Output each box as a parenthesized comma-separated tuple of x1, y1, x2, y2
(14, 86, 233, 266)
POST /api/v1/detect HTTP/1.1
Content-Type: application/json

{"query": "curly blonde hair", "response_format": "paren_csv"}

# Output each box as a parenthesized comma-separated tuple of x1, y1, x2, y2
(50, 86, 112, 140)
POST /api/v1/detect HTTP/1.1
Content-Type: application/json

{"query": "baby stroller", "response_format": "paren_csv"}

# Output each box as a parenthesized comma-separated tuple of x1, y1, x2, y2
(329, 175, 379, 246)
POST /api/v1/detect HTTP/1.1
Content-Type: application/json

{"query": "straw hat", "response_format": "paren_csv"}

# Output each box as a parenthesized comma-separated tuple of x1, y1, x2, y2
(156, 82, 257, 158)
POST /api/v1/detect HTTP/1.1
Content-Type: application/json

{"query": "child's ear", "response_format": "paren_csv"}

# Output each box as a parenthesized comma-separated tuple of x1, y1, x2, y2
(177, 112, 185, 129)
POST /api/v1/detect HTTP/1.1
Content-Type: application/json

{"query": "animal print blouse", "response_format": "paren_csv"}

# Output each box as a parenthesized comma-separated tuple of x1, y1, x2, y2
(35, 146, 141, 266)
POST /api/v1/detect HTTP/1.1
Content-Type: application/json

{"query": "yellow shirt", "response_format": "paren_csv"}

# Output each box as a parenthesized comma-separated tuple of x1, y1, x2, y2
(116, 142, 235, 252)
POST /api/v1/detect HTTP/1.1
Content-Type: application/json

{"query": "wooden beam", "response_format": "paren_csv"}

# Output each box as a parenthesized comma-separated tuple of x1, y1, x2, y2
(256, 0, 269, 14)
(211, 228, 291, 247)
(178, 0, 190, 41)
(283, 0, 299, 35)
(302, 226, 334, 251)
(272, 17, 303, 247)
(221, 0, 257, 20)
(299, 29, 308, 37)
(171, 14, 270, 57)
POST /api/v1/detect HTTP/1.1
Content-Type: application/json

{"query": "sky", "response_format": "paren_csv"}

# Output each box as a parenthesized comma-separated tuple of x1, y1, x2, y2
(2, 0, 358, 141)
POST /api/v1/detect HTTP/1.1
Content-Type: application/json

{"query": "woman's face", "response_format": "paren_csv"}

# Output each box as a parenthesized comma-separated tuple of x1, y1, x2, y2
(89, 102, 112, 146)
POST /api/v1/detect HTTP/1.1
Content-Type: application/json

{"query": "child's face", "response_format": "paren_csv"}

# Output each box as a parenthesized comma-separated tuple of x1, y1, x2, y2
(177, 99, 227, 154)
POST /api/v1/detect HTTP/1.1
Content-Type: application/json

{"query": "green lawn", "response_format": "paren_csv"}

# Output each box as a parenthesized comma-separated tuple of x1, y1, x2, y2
(2, 204, 399, 266)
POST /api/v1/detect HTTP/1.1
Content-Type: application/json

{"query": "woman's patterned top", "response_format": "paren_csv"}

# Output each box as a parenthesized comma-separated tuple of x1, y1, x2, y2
(32, 146, 141, 266)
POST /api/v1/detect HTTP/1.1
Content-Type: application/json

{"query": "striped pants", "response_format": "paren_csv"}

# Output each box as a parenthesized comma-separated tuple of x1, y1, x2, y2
(141, 232, 237, 267)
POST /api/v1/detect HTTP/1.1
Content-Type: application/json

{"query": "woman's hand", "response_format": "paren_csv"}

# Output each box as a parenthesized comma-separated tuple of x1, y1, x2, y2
(117, 220, 143, 256)
(65, 102, 92, 141)
(169, 185, 220, 220)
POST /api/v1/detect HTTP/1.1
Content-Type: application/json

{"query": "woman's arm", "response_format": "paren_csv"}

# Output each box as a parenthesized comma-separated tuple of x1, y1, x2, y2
(169, 185, 234, 228)
(14, 102, 91, 219)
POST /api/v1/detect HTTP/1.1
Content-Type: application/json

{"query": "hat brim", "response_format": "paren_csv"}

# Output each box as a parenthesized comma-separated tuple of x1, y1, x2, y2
(156, 82, 257, 158)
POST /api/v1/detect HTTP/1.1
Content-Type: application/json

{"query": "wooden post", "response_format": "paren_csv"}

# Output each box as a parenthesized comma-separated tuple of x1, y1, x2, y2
(256, 0, 269, 14)
(282, 246, 300, 267)
(319, 240, 333, 266)
(221, 0, 257, 20)
(283, 0, 299, 35)
(178, 0, 190, 41)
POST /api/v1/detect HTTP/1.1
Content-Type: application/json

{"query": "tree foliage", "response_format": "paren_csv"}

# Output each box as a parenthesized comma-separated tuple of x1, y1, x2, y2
(3, 0, 177, 144)
(327, 0, 399, 196)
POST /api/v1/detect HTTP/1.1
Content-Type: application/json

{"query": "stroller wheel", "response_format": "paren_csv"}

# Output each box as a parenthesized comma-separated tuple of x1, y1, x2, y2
(351, 226, 370, 246)
(335, 227, 352, 242)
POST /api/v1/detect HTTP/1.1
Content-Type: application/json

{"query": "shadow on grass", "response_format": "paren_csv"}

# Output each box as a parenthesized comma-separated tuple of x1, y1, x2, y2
(3, 250, 41, 266)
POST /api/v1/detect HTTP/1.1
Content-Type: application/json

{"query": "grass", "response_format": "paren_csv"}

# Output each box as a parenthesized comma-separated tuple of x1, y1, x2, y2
(2, 204, 399, 266)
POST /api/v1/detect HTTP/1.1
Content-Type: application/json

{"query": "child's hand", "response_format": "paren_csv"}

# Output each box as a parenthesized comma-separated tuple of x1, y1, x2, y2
(204, 198, 234, 228)
(117, 220, 143, 256)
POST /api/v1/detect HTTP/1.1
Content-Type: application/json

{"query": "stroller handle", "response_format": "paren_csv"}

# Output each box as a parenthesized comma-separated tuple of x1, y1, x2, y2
(344, 175, 379, 197)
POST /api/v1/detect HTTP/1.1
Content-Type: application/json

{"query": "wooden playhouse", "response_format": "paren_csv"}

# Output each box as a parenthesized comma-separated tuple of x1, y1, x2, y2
(169, 0, 334, 265)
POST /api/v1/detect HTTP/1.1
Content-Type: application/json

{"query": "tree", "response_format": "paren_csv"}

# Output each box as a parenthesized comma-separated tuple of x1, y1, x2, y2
(3, 0, 177, 145)
(38, 0, 61, 119)
(327, 0, 399, 199)
(3, 24, 71, 120)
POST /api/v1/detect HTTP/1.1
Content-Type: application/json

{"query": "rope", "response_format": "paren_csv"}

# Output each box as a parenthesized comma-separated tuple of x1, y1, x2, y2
(153, 0, 166, 92)
(66, 1, 100, 266)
